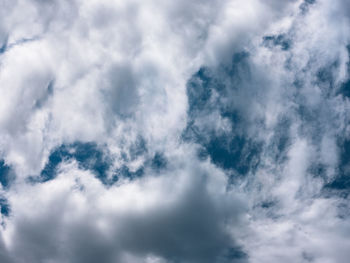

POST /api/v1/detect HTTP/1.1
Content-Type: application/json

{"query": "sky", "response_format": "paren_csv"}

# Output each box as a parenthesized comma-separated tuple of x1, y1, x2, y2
(0, 0, 350, 262)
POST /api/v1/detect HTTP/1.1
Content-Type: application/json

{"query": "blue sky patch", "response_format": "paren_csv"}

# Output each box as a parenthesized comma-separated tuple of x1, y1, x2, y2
(151, 152, 167, 172)
(0, 37, 7, 54)
(0, 197, 10, 217)
(263, 34, 291, 51)
(0, 160, 14, 189)
(198, 135, 261, 174)
(324, 139, 350, 195)
(32, 142, 112, 184)
(32, 140, 164, 185)
(184, 54, 262, 175)
(338, 46, 350, 98)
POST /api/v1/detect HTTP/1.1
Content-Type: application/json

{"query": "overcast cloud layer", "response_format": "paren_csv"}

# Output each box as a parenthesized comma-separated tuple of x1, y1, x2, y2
(1, 0, 350, 262)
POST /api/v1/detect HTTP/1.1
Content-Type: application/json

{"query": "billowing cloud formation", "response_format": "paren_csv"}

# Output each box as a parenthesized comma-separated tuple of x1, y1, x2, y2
(1, 0, 350, 262)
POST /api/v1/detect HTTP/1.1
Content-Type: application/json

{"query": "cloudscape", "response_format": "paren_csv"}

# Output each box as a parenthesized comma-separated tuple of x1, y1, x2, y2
(1, 0, 350, 262)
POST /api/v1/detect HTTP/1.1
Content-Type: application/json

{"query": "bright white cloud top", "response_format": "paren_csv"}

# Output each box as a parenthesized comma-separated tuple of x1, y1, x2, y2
(0, 0, 350, 262)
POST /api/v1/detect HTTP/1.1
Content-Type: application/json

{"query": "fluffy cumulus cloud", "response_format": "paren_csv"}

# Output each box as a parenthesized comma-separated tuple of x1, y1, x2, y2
(0, 0, 350, 262)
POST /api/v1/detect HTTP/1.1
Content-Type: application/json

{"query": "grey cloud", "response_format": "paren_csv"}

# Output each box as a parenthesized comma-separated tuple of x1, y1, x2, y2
(3, 157, 247, 263)
(0, 234, 12, 263)
(104, 63, 139, 117)
(1, 0, 350, 263)
(116, 179, 244, 263)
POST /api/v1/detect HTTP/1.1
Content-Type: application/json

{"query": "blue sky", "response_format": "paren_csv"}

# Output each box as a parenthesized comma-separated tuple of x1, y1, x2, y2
(0, 0, 350, 262)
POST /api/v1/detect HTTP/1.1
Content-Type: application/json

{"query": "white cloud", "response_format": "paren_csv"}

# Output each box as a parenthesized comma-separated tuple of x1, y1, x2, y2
(0, 0, 350, 262)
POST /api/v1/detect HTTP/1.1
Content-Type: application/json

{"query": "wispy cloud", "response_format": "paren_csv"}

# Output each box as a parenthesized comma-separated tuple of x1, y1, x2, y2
(0, 0, 349, 262)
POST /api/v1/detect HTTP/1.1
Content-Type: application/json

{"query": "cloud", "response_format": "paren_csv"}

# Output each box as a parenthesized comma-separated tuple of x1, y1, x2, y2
(3, 152, 247, 263)
(0, 0, 350, 262)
